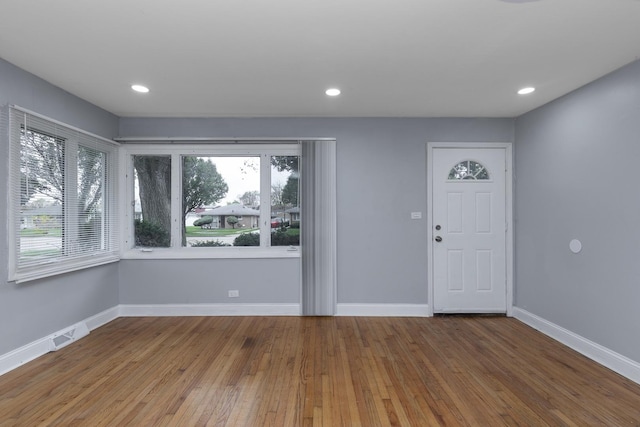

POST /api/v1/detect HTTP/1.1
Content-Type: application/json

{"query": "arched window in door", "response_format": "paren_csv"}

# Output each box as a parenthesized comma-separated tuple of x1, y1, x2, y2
(448, 160, 490, 180)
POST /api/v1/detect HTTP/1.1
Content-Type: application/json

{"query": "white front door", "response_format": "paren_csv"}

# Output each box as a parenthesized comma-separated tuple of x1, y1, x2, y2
(431, 146, 508, 313)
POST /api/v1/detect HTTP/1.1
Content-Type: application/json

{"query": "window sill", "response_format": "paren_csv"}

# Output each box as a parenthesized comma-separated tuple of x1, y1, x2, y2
(120, 246, 301, 260)
(11, 254, 120, 284)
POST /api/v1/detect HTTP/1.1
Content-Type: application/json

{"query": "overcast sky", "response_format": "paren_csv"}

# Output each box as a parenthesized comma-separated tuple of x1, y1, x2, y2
(197, 156, 292, 206)
(133, 156, 295, 210)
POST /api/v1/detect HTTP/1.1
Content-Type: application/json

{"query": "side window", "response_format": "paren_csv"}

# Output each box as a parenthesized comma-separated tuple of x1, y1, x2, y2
(77, 145, 107, 252)
(270, 155, 300, 247)
(9, 108, 119, 283)
(133, 155, 172, 247)
(19, 128, 65, 261)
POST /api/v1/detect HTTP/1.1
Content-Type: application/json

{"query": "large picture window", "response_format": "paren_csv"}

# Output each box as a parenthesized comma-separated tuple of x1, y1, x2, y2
(8, 107, 120, 282)
(124, 143, 300, 257)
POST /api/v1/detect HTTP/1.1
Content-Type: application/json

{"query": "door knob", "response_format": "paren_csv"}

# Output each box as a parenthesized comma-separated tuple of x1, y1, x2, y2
(435, 236, 442, 242)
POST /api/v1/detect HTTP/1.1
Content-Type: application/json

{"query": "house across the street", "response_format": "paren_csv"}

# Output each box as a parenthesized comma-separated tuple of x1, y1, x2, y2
(198, 203, 260, 229)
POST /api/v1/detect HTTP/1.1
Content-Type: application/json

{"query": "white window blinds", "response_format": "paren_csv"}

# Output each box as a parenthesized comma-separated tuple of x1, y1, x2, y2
(8, 107, 120, 283)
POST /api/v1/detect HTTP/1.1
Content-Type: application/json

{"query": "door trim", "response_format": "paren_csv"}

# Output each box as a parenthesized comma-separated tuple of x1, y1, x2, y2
(426, 142, 513, 317)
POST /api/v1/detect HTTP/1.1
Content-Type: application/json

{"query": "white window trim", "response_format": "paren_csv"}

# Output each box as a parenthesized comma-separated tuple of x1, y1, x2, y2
(8, 105, 120, 283)
(120, 143, 301, 259)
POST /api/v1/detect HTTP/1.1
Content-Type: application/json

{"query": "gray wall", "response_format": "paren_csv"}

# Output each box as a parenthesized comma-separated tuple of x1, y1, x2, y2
(119, 259, 300, 304)
(515, 60, 640, 362)
(0, 58, 120, 354)
(119, 118, 514, 305)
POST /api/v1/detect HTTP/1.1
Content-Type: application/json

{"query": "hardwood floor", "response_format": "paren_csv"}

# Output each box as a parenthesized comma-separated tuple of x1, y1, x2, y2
(1, 316, 639, 426)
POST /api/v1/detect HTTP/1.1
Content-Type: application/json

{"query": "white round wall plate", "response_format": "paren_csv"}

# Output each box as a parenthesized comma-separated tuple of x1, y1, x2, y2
(569, 239, 582, 254)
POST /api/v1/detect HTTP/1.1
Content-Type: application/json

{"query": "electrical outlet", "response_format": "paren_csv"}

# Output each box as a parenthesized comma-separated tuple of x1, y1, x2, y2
(228, 290, 239, 298)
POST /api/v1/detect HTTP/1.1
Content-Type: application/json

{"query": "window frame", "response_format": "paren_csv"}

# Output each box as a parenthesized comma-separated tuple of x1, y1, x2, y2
(447, 160, 491, 181)
(120, 143, 301, 259)
(8, 106, 120, 283)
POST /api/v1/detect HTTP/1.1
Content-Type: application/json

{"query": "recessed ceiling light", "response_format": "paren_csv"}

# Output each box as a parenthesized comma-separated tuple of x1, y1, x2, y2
(131, 84, 150, 93)
(325, 88, 341, 97)
(517, 87, 535, 95)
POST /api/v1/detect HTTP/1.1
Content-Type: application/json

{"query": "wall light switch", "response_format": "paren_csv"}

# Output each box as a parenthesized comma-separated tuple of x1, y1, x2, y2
(410, 212, 422, 220)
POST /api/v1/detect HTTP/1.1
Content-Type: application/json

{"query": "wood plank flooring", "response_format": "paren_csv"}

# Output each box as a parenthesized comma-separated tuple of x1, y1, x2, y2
(1, 316, 639, 426)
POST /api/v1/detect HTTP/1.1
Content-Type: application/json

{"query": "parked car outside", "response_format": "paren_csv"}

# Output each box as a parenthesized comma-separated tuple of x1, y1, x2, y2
(270, 217, 290, 228)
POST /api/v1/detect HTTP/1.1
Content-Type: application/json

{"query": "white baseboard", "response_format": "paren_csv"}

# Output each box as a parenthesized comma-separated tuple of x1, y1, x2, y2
(119, 303, 301, 317)
(85, 306, 121, 330)
(0, 306, 120, 377)
(0, 336, 51, 377)
(513, 307, 640, 385)
(336, 303, 430, 317)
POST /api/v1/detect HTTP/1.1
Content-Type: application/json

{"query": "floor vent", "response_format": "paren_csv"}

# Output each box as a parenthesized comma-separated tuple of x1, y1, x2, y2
(49, 322, 90, 351)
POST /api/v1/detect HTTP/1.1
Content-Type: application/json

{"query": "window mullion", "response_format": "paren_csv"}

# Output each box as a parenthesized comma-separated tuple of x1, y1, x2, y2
(122, 152, 134, 250)
(171, 153, 182, 248)
(65, 139, 79, 257)
(100, 151, 108, 251)
(260, 154, 271, 247)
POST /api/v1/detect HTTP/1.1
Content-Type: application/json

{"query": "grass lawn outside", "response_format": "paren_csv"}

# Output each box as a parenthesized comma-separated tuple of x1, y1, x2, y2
(185, 226, 258, 238)
(21, 248, 62, 257)
(20, 228, 62, 237)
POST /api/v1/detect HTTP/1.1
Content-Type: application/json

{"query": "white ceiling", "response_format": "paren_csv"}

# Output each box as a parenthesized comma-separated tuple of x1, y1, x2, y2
(1, 0, 639, 118)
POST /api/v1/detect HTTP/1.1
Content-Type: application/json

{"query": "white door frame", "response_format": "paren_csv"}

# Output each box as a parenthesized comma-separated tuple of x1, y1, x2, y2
(427, 142, 514, 317)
